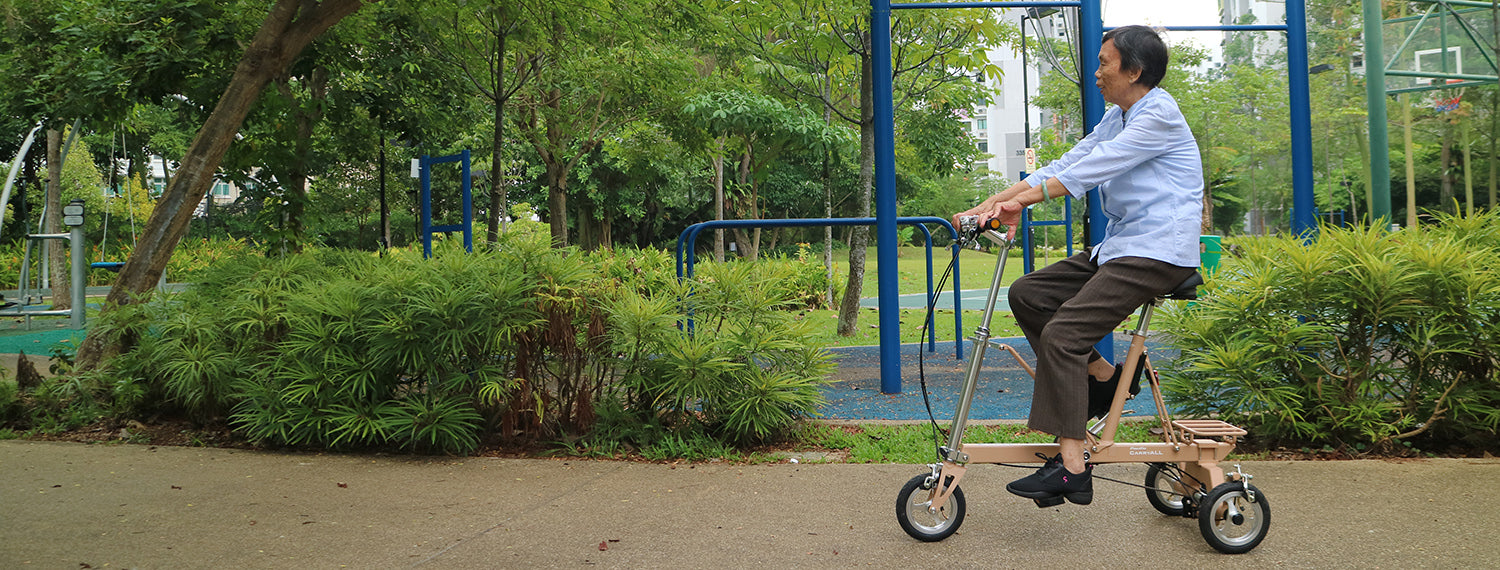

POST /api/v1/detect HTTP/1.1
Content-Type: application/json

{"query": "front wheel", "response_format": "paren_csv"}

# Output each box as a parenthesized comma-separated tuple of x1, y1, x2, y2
(1198, 481, 1270, 554)
(896, 473, 966, 542)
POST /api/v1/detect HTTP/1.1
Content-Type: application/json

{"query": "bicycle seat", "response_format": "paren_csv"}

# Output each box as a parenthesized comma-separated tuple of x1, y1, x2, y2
(1162, 271, 1203, 301)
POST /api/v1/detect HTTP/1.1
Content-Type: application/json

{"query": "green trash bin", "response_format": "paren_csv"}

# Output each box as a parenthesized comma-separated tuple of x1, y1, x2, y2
(1199, 235, 1222, 276)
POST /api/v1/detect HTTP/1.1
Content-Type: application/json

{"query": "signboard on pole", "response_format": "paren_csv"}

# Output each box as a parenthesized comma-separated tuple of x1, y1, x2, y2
(1024, 147, 1036, 172)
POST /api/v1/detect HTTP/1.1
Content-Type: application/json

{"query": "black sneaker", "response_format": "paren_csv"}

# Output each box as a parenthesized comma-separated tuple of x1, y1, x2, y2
(1086, 363, 1143, 419)
(1006, 453, 1093, 505)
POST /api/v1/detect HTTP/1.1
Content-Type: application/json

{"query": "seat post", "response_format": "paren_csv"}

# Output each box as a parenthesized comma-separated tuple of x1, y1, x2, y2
(1132, 299, 1160, 338)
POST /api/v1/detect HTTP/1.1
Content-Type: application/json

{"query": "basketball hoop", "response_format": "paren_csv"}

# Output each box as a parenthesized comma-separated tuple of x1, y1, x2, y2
(1434, 79, 1465, 113)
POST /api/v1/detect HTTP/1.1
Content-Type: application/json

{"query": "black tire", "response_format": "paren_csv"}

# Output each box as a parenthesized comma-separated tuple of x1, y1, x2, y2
(896, 473, 966, 542)
(1198, 481, 1270, 554)
(1144, 463, 1188, 516)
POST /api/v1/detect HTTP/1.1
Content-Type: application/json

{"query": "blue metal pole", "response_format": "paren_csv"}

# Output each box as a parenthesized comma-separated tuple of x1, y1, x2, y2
(920, 225, 936, 351)
(1287, 0, 1318, 238)
(872, 0, 903, 394)
(461, 149, 474, 252)
(420, 155, 432, 258)
(1079, 0, 1110, 362)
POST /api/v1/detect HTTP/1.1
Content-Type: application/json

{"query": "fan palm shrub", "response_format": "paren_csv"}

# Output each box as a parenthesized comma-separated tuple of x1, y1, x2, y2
(1158, 211, 1500, 451)
(68, 223, 834, 455)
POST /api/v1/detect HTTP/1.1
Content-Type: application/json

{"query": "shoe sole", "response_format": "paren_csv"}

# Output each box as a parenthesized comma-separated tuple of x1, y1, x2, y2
(1006, 485, 1093, 506)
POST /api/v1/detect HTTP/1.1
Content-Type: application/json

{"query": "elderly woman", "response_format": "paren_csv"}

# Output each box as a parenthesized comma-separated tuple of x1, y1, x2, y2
(953, 25, 1203, 506)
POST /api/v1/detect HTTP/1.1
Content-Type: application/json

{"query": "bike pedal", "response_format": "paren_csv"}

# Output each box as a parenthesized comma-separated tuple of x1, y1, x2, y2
(1033, 495, 1065, 508)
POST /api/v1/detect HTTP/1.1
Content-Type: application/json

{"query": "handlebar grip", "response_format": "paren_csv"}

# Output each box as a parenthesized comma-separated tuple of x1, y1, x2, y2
(980, 218, 1002, 231)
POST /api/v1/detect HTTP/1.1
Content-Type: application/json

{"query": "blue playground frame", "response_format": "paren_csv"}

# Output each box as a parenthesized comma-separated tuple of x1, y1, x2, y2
(419, 149, 474, 258)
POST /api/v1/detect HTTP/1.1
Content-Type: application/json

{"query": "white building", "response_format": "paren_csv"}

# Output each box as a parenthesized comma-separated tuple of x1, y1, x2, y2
(1221, 0, 1286, 66)
(146, 156, 241, 209)
(963, 8, 1070, 181)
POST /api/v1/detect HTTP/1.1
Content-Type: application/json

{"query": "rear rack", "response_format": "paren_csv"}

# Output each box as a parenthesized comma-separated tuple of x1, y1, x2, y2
(1172, 419, 1247, 439)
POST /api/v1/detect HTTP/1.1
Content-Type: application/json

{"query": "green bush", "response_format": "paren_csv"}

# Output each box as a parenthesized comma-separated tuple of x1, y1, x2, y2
(604, 260, 834, 445)
(1158, 212, 1500, 451)
(68, 225, 833, 455)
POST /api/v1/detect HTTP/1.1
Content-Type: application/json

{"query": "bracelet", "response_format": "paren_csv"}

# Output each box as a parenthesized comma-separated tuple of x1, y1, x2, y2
(1040, 184, 1049, 202)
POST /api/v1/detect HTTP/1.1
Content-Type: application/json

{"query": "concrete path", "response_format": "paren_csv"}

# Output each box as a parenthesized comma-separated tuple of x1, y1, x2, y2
(3, 440, 1497, 568)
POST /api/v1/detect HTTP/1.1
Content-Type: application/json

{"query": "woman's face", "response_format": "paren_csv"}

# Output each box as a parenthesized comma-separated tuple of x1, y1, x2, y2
(1096, 39, 1143, 107)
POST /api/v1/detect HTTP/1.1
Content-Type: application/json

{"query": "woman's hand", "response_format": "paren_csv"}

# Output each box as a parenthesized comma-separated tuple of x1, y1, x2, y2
(953, 199, 1024, 241)
(986, 200, 1025, 241)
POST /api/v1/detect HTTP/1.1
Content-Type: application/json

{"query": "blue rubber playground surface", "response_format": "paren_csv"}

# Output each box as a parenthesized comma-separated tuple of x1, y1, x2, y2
(819, 336, 1173, 422)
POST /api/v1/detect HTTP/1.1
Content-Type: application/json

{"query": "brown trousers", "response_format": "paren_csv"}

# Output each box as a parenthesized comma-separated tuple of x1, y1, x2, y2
(1008, 251, 1196, 439)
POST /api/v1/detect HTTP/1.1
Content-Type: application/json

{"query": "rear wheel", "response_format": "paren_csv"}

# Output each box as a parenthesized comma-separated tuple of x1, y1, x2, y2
(895, 473, 965, 542)
(1144, 463, 1187, 516)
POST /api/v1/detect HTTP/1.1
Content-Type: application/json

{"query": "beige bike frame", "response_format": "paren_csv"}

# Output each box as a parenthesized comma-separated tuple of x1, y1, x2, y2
(924, 231, 1244, 511)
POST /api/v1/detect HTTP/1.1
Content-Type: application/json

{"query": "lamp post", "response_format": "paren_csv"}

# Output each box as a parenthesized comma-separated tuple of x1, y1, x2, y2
(1022, 11, 1030, 151)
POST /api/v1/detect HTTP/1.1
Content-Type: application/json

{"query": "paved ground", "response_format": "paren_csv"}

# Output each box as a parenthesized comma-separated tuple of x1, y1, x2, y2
(6, 287, 1492, 567)
(3, 440, 1497, 568)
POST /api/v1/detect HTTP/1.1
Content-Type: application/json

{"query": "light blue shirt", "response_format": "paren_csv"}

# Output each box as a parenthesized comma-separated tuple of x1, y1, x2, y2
(1024, 87, 1203, 268)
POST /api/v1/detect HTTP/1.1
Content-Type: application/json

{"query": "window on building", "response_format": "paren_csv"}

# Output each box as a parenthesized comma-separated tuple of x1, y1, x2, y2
(960, 121, 971, 131)
(978, 142, 989, 153)
(212, 181, 231, 197)
(975, 119, 987, 130)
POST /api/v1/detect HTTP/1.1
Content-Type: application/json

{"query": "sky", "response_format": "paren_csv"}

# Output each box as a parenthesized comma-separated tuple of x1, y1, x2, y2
(1102, 0, 1225, 64)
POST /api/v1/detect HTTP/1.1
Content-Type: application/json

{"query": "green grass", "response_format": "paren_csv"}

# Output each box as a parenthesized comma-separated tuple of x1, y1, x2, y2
(792, 421, 1159, 464)
(797, 308, 1021, 348)
(805, 245, 1035, 348)
(839, 245, 1035, 297)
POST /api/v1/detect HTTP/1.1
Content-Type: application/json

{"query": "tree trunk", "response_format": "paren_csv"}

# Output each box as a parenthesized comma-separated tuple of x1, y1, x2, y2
(276, 64, 328, 254)
(836, 42, 874, 337)
(1440, 126, 1454, 215)
(577, 201, 592, 249)
(822, 79, 834, 308)
(730, 146, 761, 261)
(44, 129, 69, 310)
(487, 24, 509, 243)
(1403, 93, 1418, 229)
(379, 134, 390, 248)
(547, 164, 569, 246)
(74, 0, 370, 372)
(1200, 161, 1214, 234)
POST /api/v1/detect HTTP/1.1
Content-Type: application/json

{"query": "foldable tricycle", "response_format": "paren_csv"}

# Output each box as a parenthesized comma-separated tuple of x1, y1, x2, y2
(895, 222, 1269, 554)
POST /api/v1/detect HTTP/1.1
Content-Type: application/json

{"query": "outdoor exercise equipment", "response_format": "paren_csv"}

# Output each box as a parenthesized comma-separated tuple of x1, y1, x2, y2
(414, 149, 473, 258)
(2, 123, 91, 329)
(0, 121, 44, 241)
(7, 199, 89, 330)
(894, 219, 1269, 554)
(867, 0, 1315, 394)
